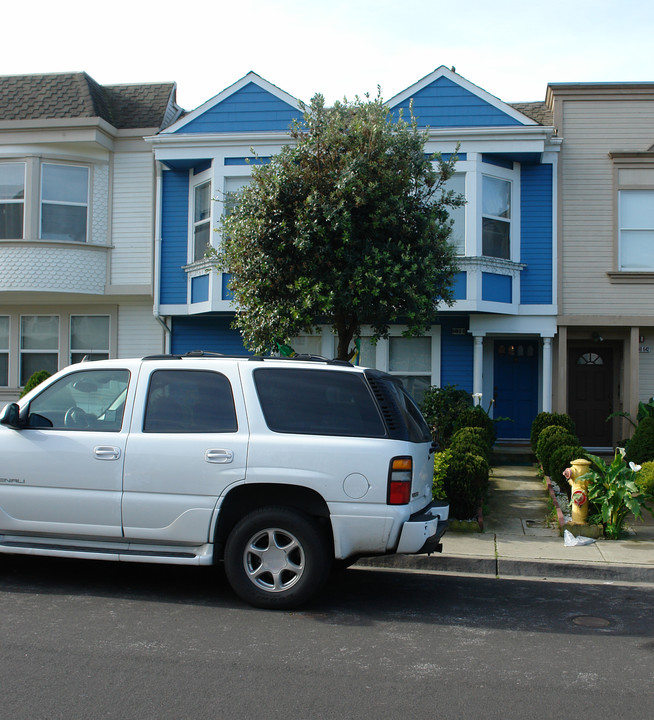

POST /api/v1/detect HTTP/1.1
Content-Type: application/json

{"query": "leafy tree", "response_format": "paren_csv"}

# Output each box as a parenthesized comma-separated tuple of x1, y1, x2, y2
(218, 92, 463, 360)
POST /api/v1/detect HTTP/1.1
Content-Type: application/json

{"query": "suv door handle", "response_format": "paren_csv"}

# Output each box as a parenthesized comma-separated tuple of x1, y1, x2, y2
(94, 446, 121, 461)
(205, 448, 234, 464)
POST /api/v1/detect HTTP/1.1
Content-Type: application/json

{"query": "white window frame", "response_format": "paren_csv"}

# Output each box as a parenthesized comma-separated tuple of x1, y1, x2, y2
(618, 188, 654, 271)
(189, 168, 213, 263)
(0, 161, 26, 240)
(39, 162, 90, 243)
(481, 172, 513, 260)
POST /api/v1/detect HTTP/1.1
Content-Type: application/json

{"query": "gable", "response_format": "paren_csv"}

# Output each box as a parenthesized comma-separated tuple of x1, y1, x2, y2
(174, 82, 303, 134)
(390, 74, 527, 128)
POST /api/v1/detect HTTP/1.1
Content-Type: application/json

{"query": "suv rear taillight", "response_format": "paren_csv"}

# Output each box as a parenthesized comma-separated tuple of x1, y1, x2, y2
(388, 457, 412, 505)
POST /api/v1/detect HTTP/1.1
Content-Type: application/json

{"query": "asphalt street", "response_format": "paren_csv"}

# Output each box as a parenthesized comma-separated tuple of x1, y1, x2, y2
(1, 556, 653, 720)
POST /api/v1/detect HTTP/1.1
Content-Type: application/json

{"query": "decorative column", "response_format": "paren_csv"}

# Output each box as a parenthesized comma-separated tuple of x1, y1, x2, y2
(542, 337, 553, 412)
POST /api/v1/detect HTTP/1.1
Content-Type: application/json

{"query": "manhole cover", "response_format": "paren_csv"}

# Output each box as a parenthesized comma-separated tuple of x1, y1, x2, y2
(572, 616, 611, 628)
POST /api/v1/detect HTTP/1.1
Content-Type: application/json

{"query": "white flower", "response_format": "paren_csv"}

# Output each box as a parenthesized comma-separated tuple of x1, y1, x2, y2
(617, 447, 626, 458)
(629, 461, 642, 472)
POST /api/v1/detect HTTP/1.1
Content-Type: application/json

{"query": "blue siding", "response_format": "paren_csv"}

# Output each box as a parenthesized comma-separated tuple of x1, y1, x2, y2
(439, 320, 473, 392)
(160, 170, 189, 305)
(453, 271, 467, 300)
(171, 315, 252, 355)
(180, 83, 302, 134)
(482, 273, 512, 303)
(392, 76, 523, 128)
(191, 274, 209, 303)
(520, 164, 553, 304)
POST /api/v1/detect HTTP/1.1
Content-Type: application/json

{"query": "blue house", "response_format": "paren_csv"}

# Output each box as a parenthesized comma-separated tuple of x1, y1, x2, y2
(148, 67, 559, 439)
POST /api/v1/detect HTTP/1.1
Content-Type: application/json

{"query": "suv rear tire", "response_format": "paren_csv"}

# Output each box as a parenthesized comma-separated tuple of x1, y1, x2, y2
(224, 506, 331, 609)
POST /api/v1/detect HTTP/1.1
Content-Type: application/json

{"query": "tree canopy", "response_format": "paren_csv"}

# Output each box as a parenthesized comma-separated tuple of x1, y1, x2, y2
(218, 91, 463, 360)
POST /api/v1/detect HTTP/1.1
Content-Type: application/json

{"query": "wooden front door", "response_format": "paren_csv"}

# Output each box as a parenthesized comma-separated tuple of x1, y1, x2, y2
(568, 347, 614, 447)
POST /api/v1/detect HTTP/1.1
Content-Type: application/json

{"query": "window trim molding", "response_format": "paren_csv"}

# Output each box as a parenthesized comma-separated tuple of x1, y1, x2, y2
(610, 154, 654, 273)
(39, 162, 91, 244)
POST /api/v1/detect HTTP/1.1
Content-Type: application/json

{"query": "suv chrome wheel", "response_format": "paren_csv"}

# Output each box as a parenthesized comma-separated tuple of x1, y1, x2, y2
(244, 527, 305, 592)
(224, 506, 330, 609)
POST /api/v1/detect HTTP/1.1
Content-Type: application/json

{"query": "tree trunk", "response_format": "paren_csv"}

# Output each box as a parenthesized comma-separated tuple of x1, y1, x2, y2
(334, 315, 357, 361)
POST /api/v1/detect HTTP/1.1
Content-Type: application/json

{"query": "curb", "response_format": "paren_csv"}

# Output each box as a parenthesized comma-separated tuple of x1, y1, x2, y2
(355, 549, 654, 585)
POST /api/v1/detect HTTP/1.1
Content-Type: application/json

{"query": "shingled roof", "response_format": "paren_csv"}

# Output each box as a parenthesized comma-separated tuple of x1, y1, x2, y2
(0, 72, 181, 130)
(509, 101, 553, 126)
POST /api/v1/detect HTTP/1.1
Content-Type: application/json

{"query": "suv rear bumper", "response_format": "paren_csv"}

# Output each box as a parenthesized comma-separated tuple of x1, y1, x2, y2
(395, 500, 449, 555)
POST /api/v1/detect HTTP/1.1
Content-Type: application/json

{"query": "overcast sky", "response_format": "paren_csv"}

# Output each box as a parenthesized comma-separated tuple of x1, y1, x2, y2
(4, 0, 654, 111)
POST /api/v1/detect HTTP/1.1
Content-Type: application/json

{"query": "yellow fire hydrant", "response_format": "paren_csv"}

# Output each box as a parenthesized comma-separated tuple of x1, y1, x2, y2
(565, 458, 592, 524)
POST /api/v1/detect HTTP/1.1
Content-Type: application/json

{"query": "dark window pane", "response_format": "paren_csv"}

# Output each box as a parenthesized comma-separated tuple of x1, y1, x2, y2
(41, 203, 87, 242)
(0, 354, 7, 386)
(482, 217, 510, 259)
(254, 368, 385, 437)
(20, 353, 58, 386)
(0, 203, 23, 239)
(144, 369, 237, 433)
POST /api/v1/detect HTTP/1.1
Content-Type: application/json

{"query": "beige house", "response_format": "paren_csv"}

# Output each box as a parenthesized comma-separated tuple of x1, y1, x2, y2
(546, 82, 654, 448)
(0, 72, 182, 406)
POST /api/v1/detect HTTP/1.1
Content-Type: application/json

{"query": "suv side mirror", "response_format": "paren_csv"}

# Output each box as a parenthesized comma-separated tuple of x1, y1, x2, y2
(0, 402, 22, 429)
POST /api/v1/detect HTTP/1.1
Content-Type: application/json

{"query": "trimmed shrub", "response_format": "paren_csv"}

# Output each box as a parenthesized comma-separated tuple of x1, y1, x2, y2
(530, 412, 576, 452)
(635, 461, 654, 498)
(443, 449, 489, 520)
(432, 450, 451, 500)
(536, 426, 577, 475)
(625, 417, 654, 465)
(549, 444, 586, 496)
(420, 384, 472, 448)
(453, 406, 495, 447)
(450, 426, 492, 463)
(19, 370, 51, 399)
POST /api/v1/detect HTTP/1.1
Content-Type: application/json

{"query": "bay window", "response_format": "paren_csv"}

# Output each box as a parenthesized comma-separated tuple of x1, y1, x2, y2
(192, 180, 212, 262)
(0, 162, 25, 239)
(482, 174, 511, 259)
(443, 173, 466, 254)
(40, 163, 89, 243)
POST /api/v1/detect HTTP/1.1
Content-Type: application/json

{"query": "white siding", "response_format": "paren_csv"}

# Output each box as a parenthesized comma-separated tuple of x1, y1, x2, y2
(117, 303, 164, 358)
(560, 100, 654, 316)
(111, 152, 155, 286)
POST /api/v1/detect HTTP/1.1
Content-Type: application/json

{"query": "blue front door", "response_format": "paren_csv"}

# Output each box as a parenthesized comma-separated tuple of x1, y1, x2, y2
(493, 338, 539, 439)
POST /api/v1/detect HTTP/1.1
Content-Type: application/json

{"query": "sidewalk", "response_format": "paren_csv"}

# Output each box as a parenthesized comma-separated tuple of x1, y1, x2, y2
(358, 464, 654, 584)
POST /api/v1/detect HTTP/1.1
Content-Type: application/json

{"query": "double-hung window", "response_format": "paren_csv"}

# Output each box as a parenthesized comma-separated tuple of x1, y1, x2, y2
(482, 174, 512, 259)
(40, 163, 89, 242)
(0, 162, 25, 239)
(388, 337, 432, 403)
(192, 180, 212, 262)
(619, 189, 654, 270)
(443, 172, 466, 255)
(20, 315, 59, 385)
(70, 315, 110, 364)
(0, 317, 9, 386)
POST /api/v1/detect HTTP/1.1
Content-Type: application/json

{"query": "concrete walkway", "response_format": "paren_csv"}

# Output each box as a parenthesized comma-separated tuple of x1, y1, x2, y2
(359, 464, 654, 584)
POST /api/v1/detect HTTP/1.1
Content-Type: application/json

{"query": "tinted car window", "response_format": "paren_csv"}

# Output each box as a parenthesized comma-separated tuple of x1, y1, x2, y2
(27, 369, 130, 431)
(254, 368, 385, 437)
(143, 369, 237, 433)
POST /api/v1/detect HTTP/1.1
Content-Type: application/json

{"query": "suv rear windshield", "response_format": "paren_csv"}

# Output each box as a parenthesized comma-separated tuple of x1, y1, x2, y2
(254, 368, 386, 438)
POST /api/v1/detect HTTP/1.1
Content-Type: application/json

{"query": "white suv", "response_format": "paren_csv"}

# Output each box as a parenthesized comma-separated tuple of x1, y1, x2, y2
(0, 353, 448, 608)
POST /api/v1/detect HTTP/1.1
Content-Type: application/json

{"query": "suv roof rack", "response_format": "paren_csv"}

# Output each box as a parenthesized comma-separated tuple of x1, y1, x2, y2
(141, 351, 353, 367)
